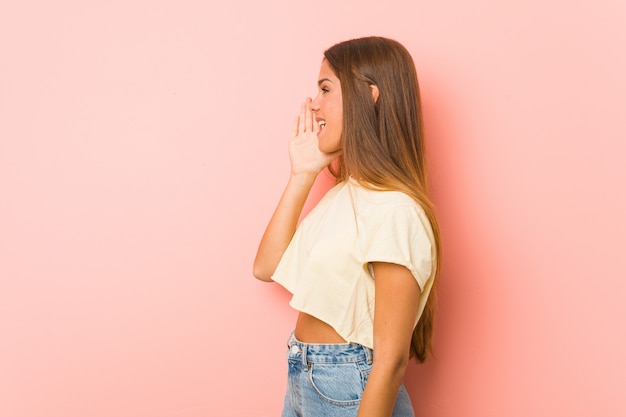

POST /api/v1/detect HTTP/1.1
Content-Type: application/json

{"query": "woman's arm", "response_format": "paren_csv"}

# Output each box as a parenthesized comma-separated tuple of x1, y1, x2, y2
(357, 262, 421, 417)
(253, 99, 340, 281)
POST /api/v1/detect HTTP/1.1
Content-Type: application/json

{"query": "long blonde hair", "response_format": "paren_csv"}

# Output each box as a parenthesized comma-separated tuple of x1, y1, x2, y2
(324, 37, 441, 363)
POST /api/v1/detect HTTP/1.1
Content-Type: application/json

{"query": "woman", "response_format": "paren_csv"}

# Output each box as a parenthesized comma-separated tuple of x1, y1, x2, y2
(253, 36, 441, 417)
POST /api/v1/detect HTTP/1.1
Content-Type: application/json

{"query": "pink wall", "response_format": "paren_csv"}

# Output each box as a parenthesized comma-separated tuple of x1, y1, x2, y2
(1, 1, 625, 416)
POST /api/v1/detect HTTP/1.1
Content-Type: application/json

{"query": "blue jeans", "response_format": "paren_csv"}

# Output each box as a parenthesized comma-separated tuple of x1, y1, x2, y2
(281, 333, 415, 417)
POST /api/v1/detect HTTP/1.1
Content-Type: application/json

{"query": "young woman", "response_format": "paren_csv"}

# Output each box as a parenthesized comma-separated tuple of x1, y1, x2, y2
(253, 36, 441, 417)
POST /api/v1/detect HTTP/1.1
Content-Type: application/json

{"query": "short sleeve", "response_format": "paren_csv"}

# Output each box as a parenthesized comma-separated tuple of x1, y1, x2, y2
(360, 204, 435, 290)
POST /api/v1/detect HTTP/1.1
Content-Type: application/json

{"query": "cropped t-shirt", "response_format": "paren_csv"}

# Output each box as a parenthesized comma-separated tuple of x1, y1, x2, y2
(271, 178, 437, 349)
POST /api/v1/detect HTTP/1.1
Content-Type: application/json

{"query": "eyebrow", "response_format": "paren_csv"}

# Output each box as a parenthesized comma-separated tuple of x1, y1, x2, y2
(318, 78, 333, 86)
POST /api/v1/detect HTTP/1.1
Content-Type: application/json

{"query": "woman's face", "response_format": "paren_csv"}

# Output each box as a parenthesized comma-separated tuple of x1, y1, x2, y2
(312, 59, 343, 153)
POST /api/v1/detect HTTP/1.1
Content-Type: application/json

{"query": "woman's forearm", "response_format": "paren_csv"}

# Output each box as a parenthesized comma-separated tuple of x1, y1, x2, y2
(252, 173, 317, 281)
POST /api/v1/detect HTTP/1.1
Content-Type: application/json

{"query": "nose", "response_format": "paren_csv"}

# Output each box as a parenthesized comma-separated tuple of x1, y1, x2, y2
(311, 96, 320, 112)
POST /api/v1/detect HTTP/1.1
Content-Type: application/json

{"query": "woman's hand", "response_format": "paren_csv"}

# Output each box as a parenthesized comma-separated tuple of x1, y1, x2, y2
(288, 98, 341, 177)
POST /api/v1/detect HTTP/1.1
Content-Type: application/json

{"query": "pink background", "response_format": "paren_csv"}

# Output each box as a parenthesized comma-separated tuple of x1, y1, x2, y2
(1, 1, 625, 416)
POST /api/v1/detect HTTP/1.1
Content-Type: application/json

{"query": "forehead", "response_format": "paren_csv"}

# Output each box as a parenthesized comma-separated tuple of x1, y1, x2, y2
(318, 59, 339, 81)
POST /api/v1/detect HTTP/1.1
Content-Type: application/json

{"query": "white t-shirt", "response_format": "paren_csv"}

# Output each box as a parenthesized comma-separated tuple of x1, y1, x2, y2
(272, 178, 437, 349)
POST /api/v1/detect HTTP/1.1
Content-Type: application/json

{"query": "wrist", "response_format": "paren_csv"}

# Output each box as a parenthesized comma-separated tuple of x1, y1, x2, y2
(288, 171, 318, 188)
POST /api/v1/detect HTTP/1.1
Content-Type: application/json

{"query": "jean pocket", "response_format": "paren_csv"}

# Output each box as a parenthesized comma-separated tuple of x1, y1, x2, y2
(308, 362, 367, 406)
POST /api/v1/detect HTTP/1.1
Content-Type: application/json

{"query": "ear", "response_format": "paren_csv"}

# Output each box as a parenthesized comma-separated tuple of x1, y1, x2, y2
(369, 84, 380, 103)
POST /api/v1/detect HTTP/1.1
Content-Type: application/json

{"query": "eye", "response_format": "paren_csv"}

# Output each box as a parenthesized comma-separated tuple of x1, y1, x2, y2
(320, 85, 330, 95)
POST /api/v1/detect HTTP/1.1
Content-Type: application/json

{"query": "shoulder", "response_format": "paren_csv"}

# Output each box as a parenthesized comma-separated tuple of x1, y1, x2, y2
(349, 179, 426, 218)
(350, 181, 434, 244)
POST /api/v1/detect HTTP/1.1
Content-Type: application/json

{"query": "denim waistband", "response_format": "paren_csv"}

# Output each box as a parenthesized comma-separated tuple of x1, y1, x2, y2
(287, 332, 373, 368)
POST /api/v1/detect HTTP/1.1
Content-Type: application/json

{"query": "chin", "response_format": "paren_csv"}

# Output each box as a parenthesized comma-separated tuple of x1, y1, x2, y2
(318, 136, 341, 154)
(319, 144, 341, 153)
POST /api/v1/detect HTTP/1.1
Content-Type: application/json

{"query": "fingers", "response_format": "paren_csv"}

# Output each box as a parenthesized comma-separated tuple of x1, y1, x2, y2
(291, 116, 299, 138)
(304, 98, 312, 132)
(294, 98, 315, 137)
(298, 102, 305, 134)
(312, 104, 320, 134)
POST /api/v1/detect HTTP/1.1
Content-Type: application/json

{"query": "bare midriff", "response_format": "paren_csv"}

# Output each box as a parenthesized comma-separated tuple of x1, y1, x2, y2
(294, 311, 347, 343)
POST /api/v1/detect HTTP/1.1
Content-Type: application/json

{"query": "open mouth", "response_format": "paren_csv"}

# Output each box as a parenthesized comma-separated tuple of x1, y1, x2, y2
(318, 120, 326, 130)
